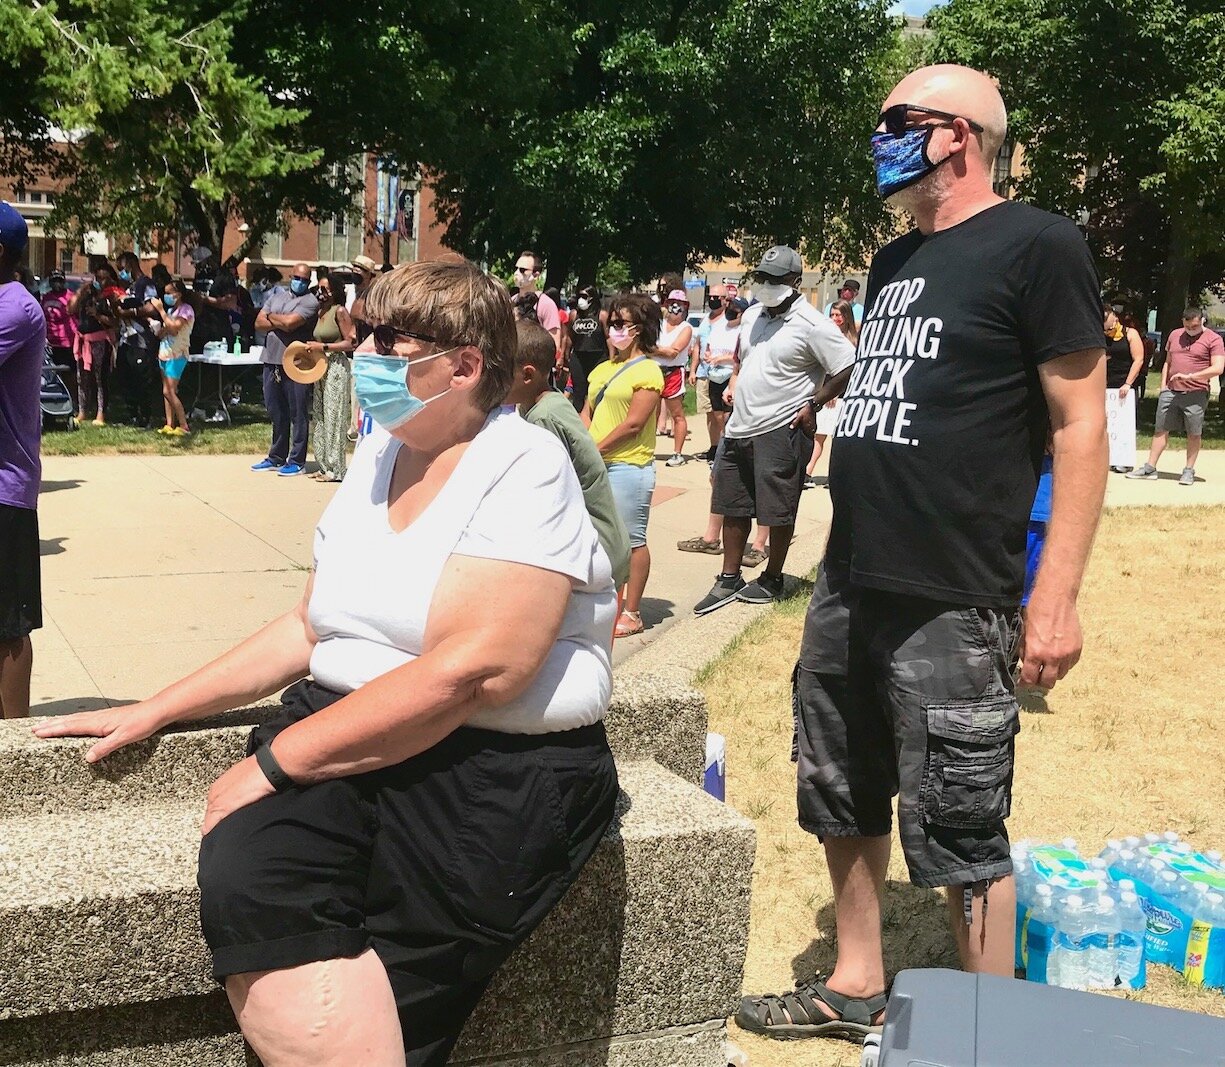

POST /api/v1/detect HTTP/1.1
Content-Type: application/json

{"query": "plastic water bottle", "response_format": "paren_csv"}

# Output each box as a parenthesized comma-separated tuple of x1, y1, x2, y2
(1122, 835, 1142, 851)
(1050, 894, 1092, 990)
(1206, 850, 1224, 871)
(1163, 830, 1181, 845)
(1026, 884, 1058, 984)
(1100, 839, 1123, 867)
(1087, 894, 1121, 988)
(1116, 890, 1147, 988)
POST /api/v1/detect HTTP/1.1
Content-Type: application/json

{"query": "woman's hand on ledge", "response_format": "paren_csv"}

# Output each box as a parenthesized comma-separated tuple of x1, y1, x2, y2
(201, 755, 275, 836)
(30, 701, 167, 763)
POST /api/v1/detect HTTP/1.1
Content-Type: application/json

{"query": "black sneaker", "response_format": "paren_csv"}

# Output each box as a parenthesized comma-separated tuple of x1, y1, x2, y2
(694, 573, 745, 615)
(737, 571, 785, 604)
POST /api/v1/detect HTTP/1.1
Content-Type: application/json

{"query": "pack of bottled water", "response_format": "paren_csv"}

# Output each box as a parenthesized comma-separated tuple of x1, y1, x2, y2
(1103, 834, 1225, 990)
(1012, 834, 1225, 992)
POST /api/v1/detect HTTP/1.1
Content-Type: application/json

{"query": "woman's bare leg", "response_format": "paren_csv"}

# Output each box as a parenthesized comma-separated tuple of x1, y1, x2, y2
(667, 395, 687, 456)
(806, 435, 827, 476)
(226, 950, 405, 1067)
(161, 377, 175, 428)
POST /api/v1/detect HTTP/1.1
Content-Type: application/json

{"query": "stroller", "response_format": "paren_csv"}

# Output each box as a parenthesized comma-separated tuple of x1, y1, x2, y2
(41, 345, 77, 431)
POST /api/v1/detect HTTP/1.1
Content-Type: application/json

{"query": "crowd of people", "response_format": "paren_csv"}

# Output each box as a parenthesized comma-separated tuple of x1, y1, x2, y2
(1, 55, 1223, 1065)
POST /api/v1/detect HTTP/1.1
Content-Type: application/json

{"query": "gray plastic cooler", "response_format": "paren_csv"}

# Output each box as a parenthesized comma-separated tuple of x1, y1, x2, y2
(868, 968, 1225, 1066)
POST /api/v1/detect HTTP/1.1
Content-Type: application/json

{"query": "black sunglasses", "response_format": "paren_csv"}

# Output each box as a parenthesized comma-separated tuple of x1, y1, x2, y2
(608, 318, 637, 329)
(371, 324, 438, 354)
(877, 103, 985, 138)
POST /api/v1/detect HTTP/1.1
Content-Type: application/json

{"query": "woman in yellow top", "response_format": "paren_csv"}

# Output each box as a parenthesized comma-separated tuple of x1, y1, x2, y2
(583, 294, 664, 638)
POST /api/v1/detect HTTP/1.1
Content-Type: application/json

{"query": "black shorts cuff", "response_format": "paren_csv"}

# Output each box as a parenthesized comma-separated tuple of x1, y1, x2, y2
(798, 817, 892, 840)
(210, 927, 370, 980)
(909, 859, 1014, 891)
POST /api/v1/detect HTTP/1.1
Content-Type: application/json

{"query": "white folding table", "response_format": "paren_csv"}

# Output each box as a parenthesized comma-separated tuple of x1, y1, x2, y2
(187, 348, 264, 425)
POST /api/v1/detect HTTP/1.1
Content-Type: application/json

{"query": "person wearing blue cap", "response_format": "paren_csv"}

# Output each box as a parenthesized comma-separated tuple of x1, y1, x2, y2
(0, 201, 46, 717)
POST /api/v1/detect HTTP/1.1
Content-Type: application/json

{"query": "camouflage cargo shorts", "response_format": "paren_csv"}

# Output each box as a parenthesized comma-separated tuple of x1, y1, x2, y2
(793, 565, 1022, 889)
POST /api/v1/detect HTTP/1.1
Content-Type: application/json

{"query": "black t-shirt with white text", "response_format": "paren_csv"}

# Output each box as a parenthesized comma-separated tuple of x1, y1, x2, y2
(825, 201, 1102, 607)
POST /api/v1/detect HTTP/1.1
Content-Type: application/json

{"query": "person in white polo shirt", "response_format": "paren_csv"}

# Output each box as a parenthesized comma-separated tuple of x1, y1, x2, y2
(694, 246, 856, 613)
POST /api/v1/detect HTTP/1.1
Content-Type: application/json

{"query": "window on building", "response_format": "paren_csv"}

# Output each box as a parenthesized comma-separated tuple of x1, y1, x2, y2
(59, 246, 73, 273)
(317, 158, 365, 264)
(992, 140, 1015, 196)
(259, 230, 285, 262)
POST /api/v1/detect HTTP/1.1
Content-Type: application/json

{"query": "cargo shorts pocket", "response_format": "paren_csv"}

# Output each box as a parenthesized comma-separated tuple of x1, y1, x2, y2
(920, 696, 1020, 829)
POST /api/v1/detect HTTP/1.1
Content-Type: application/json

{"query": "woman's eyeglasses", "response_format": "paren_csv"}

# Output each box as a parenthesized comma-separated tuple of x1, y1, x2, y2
(877, 103, 984, 138)
(371, 324, 438, 354)
(608, 319, 637, 329)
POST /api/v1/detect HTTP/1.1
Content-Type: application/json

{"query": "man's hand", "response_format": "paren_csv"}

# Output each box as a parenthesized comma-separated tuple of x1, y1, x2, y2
(1118, 383, 1130, 400)
(687, 371, 697, 387)
(31, 702, 166, 762)
(790, 401, 816, 438)
(1017, 592, 1082, 690)
(201, 755, 276, 836)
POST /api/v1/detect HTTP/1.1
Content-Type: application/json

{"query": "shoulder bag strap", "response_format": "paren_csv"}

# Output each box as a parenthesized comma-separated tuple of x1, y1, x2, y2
(592, 355, 648, 413)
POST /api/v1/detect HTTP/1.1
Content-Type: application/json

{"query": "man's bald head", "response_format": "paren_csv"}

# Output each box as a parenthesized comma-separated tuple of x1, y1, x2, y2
(884, 64, 1008, 168)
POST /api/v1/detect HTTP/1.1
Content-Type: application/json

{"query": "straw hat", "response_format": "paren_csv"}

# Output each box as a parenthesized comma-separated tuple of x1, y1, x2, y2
(282, 341, 327, 384)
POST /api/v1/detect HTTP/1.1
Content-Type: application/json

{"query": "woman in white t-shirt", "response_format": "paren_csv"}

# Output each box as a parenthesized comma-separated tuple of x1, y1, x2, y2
(654, 289, 693, 465)
(35, 259, 620, 1067)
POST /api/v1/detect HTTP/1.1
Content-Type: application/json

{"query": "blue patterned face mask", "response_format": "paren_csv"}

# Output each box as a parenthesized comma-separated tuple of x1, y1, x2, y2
(871, 127, 946, 199)
(352, 350, 453, 431)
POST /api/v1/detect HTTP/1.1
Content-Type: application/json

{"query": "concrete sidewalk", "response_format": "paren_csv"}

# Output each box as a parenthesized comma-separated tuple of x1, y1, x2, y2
(26, 438, 1225, 714)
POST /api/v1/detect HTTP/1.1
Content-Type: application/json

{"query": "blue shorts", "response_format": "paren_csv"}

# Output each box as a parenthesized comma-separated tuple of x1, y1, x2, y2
(161, 356, 188, 381)
(606, 462, 655, 549)
(1023, 520, 1047, 606)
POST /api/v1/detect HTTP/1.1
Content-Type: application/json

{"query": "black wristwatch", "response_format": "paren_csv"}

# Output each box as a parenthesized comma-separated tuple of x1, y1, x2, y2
(254, 742, 297, 792)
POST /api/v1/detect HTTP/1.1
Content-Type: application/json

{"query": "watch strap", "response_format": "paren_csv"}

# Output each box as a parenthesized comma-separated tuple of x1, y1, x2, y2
(254, 742, 296, 792)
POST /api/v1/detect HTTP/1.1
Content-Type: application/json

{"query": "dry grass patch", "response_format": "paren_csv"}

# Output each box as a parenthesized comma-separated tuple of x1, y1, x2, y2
(702, 505, 1225, 1067)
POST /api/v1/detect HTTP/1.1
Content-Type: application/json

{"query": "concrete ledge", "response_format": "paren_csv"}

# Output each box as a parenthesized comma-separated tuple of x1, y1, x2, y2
(1, 680, 709, 816)
(0, 1002, 725, 1067)
(0, 761, 752, 1060)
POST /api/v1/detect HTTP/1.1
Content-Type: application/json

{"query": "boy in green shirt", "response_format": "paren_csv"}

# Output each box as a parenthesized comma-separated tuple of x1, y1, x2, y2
(508, 321, 631, 589)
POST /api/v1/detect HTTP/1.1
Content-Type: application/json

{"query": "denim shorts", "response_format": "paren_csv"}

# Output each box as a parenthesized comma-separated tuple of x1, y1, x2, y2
(793, 565, 1022, 890)
(605, 461, 655, 548)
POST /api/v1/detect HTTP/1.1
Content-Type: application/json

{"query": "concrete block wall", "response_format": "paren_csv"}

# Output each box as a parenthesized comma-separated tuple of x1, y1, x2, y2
(0, 680, 754, 1066)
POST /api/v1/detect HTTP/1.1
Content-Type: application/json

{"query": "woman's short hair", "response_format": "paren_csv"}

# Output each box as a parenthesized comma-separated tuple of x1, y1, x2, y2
(364, 258, 516, 412)
(609, 293, 662, 351)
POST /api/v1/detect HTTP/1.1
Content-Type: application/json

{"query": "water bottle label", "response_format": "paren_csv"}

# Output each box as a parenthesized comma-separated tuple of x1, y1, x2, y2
(1142, 894, 1192, 968)
(1185, 921, 1225, 990)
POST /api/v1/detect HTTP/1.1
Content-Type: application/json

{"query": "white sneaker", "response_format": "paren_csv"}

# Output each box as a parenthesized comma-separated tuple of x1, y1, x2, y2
(665, 453, 687, 467)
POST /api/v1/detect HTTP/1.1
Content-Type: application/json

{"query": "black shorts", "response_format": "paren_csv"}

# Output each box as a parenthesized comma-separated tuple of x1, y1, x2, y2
(711, 422, 813, 527)
(198, 680, 619, 1067)
(793, 566, 1021, 889)
(708, 376, 731, 413)
(0, 504, 42, 640)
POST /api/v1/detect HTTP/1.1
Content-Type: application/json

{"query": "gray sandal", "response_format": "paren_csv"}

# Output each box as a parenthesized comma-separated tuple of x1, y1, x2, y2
(736, 976, 887, 1042)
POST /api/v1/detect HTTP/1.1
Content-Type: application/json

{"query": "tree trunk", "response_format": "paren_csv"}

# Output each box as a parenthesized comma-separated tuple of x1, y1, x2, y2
(576, 247, 601, 291)
(1157, 200, 1195, 337)
(545, 238, 573, 295)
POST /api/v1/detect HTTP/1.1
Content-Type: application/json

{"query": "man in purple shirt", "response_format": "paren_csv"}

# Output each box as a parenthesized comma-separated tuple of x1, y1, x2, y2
(0, 202, 46, 717)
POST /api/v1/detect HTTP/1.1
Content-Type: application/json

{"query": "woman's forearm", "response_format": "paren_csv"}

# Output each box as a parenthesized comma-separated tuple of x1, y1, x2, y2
(143, 609, 316, 729)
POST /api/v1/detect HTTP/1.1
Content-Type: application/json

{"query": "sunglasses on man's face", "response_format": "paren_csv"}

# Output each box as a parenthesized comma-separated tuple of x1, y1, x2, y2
(371, 324, 439, 354)
(877, 103, 985, 138)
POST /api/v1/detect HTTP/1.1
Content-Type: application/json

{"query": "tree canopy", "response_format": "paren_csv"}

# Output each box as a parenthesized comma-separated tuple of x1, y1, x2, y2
(927, 0, 1225, 329)
(1, 0, 909, 283)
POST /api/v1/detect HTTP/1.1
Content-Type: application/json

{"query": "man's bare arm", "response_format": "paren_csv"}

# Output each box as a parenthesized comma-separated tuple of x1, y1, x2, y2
(1022, 348, 1107, 688)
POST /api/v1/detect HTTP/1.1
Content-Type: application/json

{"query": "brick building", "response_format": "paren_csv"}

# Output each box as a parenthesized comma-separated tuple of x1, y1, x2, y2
(1, 152, 452, 283)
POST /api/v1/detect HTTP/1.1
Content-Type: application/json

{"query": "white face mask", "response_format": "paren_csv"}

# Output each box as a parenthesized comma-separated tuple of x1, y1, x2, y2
(754, 280, 793, 308)
(577, 297, 591, 311)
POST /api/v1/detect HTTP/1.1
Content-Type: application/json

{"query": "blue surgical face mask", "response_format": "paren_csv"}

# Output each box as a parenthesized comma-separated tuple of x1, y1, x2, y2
(352, 349, 454, 431)
(163, 293, 177, 308)
(118, 269, 132, 283)
(289, 278, 310, 296)
(92, 279, 102, 291)
(871, 126, 947, 199)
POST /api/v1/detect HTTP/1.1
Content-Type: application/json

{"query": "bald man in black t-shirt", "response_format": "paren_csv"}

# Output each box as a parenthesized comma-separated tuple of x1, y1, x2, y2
(738, 65, 1107, 1043)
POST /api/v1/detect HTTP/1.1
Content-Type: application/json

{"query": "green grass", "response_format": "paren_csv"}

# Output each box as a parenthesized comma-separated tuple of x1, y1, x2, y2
(42, 404, 275, 456)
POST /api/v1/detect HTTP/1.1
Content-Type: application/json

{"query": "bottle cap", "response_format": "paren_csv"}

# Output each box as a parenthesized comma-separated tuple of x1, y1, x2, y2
(1163, 831, 1180, 843)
